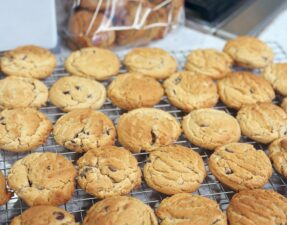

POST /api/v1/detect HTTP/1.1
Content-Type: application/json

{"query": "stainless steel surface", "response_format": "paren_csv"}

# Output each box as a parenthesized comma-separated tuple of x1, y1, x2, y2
(1, 42, 287, 224)
(186, 0, 287, 39)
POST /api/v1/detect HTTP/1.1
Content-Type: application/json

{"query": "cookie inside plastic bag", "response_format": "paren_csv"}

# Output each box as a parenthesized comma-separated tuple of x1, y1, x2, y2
(65, 0, 184, 49)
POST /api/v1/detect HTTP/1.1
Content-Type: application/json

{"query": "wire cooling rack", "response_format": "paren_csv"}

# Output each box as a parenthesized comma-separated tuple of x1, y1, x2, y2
(1, 42, 287, 224)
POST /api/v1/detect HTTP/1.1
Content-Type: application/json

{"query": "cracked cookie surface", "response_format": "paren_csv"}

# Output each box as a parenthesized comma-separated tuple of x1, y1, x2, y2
(227, 189, 287, 225)
(53, 108, 116, 153)
(7, 152, 77, 206)
(182, 109, 241, 150)
(157, 193, 227, 225)
(144, 145, 206, 195)
(163, 71, 218, 112)
(83, 196, 158, 225)
(77, 146, 141, 198)
(108, 73, 164, 110)
(185, 49, 233, 79)
(268, 137, 287, 179)
(49, 76, 106, 112)
(65, 47, 120, 80)
(0, 45, 56, 79)
(0, 170, 12, 205)
(209, 143, 272, 191)
(262, 63, 287, 96)
(0, 108, 52, 152)
(117, 108, 181, 153)
(237, 103, 287, 144)
(218, 71, 275, 110)
(10, 205, 79, 225)
(223, 36, 273, 69)
(124, 48, 177, 79)
(0, 76, 48, 109)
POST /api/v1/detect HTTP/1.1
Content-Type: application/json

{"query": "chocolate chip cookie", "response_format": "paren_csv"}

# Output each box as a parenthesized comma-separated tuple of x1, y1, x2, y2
(163, 71, 219, 112)
(209, 143, 272, 191)
(144, 145, 206, 195)
(117, 108, 181, 153)
(77, 146, 142, 199)
(53, 109, 116, 153)
(108, 73, 164, 110)
(49, 76, 106, 112)
(182, 109, 241, 150)
(8, 152, 77, 206)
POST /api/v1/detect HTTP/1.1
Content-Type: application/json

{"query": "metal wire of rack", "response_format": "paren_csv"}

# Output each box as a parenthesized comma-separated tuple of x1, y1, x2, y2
(1, 42, 287, 224)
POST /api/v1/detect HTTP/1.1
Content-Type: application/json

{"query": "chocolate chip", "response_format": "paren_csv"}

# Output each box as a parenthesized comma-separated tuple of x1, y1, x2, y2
(225, 148, 234, 153)
(22, 55, 28, 60)
(108, 166, 117, 172)
(87, 94, 93, 98)
(199, 124, 209, 128)
(225, 168, 233, 175)
(75, 86, 80, 90)
(173, 76, 182, 85)
(63, 91, 70, 95)
(47, 166, 51, 170)
(150, 130, 157, 145)
(103, 206, 109, 213)
(172, 89, 177, 95)
(53, 212, 65, 220)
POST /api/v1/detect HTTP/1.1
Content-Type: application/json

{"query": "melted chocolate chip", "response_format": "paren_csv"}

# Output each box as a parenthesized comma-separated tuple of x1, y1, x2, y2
(75, 86, 80, 90)
(63, 91, 70, 95)
(87, 94, 93, 98)
(108, 166, 117, 172)
(150, 130, 157, 145)
(225, 168, 233, 175)
(53, 212, 65, 220)
(225, 148, 234, 153)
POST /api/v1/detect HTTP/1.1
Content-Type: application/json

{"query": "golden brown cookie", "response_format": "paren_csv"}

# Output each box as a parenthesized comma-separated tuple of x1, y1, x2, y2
(0, 76, 48, 109)
(144, 145, 206, 195)
(107, 73, 164, 110)
(117, 108, 181, 153)
(223, 36, 274, 69)
(64, 47, 120, 80)
(8, 152, 77, 206)
(262, 63, 287, 96)
(124, 48, 177, 79)
(237, 103, 287, 144)
(83, 196, 158, 225)
(182, 109, 241, 150)
(209, 143, 272, 191)
(281, 97, 287, 113)
(218, 71, 275, 110)
(268, 137, 287, 179)
(49, 76, 106, 112)
(185, 49, 233, 80)
(0, 45, 56, 79)
(163, 71, 219, 112)
(77, 146, 141, 199)
(227, 189, 287, 225)
(157, 193, 227, 225)
(68, 10, 115, 48)
(10, 205, 79, 225)
(80, 0, 107, 10)
(148, 8, 169, 41)
(53, 108, 116, 153)
(0, 170, 12, 205)
(0, 108, 52, 152)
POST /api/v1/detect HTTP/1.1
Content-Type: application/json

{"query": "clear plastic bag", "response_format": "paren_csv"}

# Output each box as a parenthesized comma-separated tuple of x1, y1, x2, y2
(64, 0, 185, 49)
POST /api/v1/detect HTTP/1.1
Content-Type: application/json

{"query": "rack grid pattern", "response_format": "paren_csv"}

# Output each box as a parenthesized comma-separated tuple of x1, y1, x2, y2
(1, 42, 287, 224)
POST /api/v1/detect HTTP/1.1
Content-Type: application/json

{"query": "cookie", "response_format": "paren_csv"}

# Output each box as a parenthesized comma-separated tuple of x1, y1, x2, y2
(281, 97, 287, 112)
(223, 36, 274, 69)
(227, 189, 287, 225)
(237, 103, 287, 144)
(0, 108, 52, 152)
(0, 170, 12, 205)
(64, 47, 120, 80)
(10, 205, 79, 225)
(262, 63, 287, 96)
(185, 49, 233, 80)
(218, 71, 275, 110)
(68, 10, 115, 48)
(124, 48, 177, 79)
(163, 71, 219, 112)
(107, 73, 164, 110)
(0, 76, 48, 109)
(117, 108, 181, 153)
(0, 45, 56, 79)
(83, 196, 158, 225)
(49, 76, 106, 112)
(53, 108, 116, 153)
(8, 152, 76, 206)
(157, 193, 227, 225)
(148, 8, 169, 41)
(182, 109, 241, 150)
(268, 137, 287, 179)
(144, 145, 206, 195)
(209, 143, 272, 191)
(77, 146, 141, 199)
(80, 0, 107, 10)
